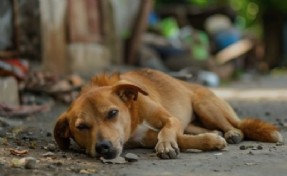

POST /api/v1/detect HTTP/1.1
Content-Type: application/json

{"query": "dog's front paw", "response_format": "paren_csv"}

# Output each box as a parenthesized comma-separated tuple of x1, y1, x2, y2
(155, 141, 180, 159)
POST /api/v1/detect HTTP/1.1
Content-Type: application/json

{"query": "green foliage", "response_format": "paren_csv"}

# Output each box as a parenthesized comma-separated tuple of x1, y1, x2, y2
(186, 0, 214, 7)
(228, 0, 259, 28)
(257, 0, 287, 13)
(155, 0, 287, 33)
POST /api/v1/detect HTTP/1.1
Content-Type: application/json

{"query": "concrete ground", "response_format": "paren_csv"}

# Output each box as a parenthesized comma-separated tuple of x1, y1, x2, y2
(1, 73, 287, 176)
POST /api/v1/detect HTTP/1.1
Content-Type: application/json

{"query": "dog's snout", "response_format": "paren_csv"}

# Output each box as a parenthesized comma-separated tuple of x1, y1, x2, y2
(96, 140, 112, 155)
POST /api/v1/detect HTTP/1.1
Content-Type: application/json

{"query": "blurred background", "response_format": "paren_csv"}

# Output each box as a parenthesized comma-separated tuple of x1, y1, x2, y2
(1, 1, 287, 175)
(1, 0, 287, 108)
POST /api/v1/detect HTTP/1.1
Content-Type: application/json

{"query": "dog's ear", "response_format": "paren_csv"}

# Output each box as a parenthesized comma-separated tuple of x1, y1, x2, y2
(113, 84, 148, 103)
(54, 112, 71, 150)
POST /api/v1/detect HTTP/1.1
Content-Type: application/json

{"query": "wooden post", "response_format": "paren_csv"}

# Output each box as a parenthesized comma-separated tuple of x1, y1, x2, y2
(126, 0, 153, 65)
(100, 0, 122, 65)
(12, 0, 20, 54)
(40, 0, 68, 75)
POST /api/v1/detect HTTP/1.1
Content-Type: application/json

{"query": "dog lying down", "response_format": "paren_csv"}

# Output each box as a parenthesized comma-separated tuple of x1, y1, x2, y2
(54, 69, 283, 160)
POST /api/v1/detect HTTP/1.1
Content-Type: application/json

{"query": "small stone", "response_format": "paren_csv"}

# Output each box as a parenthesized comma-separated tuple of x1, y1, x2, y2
(239, 145, 246, 150)
(248, 151, 254, 155)
(47, 143, 57, 152)
(47, 164, 57, 170)
(257, 145, 263, 150)
(214, 153, 222, 156)
(24, 157, 37, 169)
(251, 147, 258, 150)
(42, 152, 55, 157)
(245, 162, 256, 166)
(11, 158, 25, 168)
(124, 153, 139, 162)
(79, 169, 97, 174)
(53, 161, 63, 166)
(29, 142, 37, 149)
(100, 156, 126, 164)
(46, 132, 52, 137)
(0, 137, 8, 145)
(11, 157, 36, 169)
(69, 166, 80, 173)
(0, 162, 4, 167)
(276, 142, 284, 146)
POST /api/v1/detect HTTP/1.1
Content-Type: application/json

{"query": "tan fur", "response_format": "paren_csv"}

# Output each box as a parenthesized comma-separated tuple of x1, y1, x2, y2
(239, 118, 282, 143)
(54, 69, 282, 160)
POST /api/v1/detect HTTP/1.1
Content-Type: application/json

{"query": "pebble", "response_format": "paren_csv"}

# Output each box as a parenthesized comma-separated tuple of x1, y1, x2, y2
(42, 152, 55, 157)
(245, 162, 256, 166)
(47, 164, 57, 170)
(44, 143, 57, 152)
(276, 142, 284, 146)
(213, 153, 222, 156)
(46, 132, 52, 137)
(251, 147, 258, 150)
(53, 161, 63, 166)
(239, 145, 246, 150)
(11, 157, 37, 169)
(100, 156, 126, 164)
(24, 157, 37, 169)
(124, 153, 139, 162)
(239, 145, 254, 150)
(69, 166, 80, 173)
(79, 169, 97, 174)
(0, 137, 8, 145)
(0, 160, 5, 168)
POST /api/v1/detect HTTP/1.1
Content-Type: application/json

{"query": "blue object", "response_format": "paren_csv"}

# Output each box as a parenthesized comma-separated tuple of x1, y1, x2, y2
(148, 11, 160, 26)
(214, 29, 241, 50)
(148, 44, 188, 58)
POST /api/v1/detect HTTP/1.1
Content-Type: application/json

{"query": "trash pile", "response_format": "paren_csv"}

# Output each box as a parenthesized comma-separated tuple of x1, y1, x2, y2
(0, 58, 85, 120)
(137, 12, 256, 87)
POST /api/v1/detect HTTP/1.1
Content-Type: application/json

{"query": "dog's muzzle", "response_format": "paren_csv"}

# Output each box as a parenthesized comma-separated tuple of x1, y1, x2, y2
(96, 140, 118, 159)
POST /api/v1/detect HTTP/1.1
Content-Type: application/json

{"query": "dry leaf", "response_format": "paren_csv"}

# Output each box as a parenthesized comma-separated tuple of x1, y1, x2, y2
(10, 149, 29, 156)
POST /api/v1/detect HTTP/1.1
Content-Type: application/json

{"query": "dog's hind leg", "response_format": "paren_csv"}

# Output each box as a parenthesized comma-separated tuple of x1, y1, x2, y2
(192, 89, 243, 144)
(184, 123, 223, 136)
(127, 128, 227, 152)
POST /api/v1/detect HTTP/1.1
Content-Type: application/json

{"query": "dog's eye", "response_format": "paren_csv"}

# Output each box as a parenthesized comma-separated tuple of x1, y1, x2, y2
(76, 123, 90, 130)
(107, 109, 118, 119)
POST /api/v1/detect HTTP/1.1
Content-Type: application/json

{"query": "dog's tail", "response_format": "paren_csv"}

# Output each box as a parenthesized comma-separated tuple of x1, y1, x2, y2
(238, 118, 283, 143)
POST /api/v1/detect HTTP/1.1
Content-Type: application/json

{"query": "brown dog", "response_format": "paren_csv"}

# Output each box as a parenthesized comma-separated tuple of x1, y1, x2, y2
(54, 69, 283, 159)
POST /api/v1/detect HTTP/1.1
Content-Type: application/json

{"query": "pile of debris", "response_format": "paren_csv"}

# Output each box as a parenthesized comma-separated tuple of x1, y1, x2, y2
(0, 58, 85, 120)
(137, 12, 258, 86)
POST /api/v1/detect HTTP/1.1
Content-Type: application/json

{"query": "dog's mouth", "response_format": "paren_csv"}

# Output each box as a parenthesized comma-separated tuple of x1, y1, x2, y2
(95, 140, 121, 159)
(96, 149, 118, 159)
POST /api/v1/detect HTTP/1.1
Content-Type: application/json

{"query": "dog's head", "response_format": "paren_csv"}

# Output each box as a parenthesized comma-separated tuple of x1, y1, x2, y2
(53, 83, 148, 159)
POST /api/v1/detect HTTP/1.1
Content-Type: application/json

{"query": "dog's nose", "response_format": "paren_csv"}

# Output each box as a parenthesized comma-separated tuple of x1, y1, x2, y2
(96, 140, 112, 155)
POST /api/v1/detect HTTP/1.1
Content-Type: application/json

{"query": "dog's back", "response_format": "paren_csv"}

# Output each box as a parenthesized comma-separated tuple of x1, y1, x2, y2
(122, 69, 195, 126)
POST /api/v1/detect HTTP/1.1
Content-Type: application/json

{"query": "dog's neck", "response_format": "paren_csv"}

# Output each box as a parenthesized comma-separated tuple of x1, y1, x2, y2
(128, 101, 143, 136)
